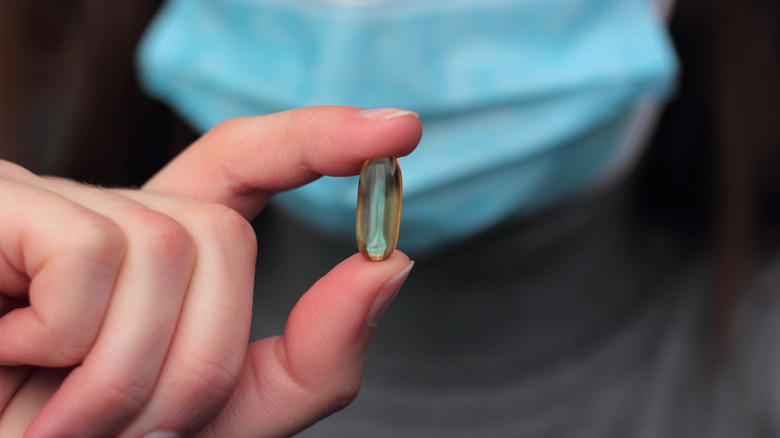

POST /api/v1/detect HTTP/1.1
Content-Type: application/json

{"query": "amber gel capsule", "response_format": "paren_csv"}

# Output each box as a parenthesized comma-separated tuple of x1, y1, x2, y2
(356, 157, 402, 261)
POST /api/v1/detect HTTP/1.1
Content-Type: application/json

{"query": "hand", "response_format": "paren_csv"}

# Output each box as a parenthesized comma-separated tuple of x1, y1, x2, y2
(0, 106, 422, 437)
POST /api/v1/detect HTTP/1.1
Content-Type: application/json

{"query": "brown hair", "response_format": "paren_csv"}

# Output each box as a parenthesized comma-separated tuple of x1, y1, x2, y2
(0, 0, 194, 186)
(637, 0, 780, 341)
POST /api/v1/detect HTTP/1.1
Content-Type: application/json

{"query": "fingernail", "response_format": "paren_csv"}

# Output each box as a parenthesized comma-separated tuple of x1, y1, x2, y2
(366, 261, 414, 327)
(144, 432, 181, 438)
(359, 108, 419, 120)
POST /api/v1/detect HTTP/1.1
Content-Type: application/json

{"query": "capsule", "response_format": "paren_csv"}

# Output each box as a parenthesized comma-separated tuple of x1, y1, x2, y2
(356, 158, 402, 261)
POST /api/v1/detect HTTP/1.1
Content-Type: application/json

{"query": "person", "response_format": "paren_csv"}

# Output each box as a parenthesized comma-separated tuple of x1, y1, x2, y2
(0, 0, 779, 437)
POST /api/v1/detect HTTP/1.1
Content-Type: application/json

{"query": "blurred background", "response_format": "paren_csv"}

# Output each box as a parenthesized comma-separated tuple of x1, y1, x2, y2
(0, 0, 191, 187)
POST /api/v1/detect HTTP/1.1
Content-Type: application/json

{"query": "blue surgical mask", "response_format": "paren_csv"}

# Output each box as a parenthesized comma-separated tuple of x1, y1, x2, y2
(137, 0, 678, 257)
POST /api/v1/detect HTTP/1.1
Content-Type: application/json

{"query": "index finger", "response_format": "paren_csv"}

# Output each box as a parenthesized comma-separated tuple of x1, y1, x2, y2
(143, 106, 422, 219)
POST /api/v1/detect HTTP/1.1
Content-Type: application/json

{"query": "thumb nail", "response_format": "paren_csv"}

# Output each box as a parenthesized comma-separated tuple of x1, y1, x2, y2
(358, 108, 419, 120)
(365, 261, 414, 327)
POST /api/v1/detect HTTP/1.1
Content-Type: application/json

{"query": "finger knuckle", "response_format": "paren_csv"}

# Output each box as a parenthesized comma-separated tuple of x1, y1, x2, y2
(211, 117, 239, 134)
(38, 215, 124, 366)
(331, 373, 361, 412)
(191, 204, 257, 252)
(181, 354, 240, 402)
(67, 214, 126, 266)
(289, 369, 361, 416)
(130, 209, 196, 263)
(280, 345, 362, 415)
(0, 159, 35, 177)
(97, 373, 151, 414)
(208, 117, 246, 144)
(47, 336, 95, 366)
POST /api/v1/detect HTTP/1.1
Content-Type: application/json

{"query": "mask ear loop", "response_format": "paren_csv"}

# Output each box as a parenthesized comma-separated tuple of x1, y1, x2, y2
(590, 100, 664, 193)
(587, 0, 678, 194)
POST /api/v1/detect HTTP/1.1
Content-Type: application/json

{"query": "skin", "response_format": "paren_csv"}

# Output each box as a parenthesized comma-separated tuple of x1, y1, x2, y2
(0, 105, 422, 437)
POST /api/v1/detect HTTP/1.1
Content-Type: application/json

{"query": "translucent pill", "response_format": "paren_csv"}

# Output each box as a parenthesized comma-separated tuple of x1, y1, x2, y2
(356, 158, 402, 261)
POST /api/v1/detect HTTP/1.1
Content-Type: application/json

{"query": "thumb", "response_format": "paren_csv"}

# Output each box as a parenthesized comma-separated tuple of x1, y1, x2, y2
(197, 252, 413, 438)
(143, 106, 421, 219)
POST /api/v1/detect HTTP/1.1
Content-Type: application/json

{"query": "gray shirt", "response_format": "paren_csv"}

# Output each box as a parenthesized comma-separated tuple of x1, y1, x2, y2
(250, 181, 777, 437)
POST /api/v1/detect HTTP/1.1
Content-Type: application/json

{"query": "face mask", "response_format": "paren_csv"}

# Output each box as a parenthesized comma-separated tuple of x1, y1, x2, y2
(137, 0, 678, 257)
